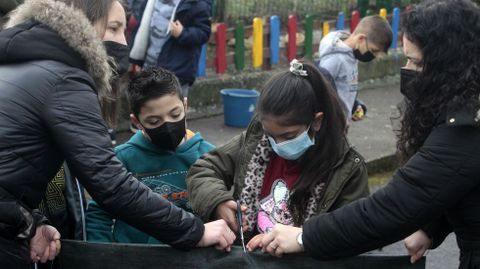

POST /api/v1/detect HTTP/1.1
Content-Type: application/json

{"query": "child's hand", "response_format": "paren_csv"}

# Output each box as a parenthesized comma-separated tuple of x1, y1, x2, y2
(404, 230, 432, 264)
(170, 20, 184, 38)
(352, 105, 365, 121)
(247, 233, 265, 252)
(214, 200, 247, 232)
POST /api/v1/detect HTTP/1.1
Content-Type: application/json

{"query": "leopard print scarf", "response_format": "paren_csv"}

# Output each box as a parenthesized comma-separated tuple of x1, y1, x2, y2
(238, 135, 326, 232)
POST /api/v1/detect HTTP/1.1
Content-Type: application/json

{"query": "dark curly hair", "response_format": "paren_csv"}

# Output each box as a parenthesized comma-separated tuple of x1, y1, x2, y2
(397, 0, 480, 160)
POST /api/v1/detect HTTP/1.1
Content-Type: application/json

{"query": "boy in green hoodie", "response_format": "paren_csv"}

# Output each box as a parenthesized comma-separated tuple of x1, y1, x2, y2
(86, 68, 215, 244)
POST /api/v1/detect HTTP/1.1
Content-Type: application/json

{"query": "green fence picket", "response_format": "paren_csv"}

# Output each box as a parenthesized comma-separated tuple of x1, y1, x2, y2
(304, 15, 314, 59)
(235, 21, 245, 71)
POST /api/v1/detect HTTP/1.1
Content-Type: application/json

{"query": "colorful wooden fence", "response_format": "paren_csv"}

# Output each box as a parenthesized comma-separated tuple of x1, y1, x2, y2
(197, 5, 404, 77)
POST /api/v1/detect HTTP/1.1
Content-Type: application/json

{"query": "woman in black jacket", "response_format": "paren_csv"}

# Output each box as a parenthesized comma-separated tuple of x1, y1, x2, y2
(0, 0, 234, 267)
(260, 1, 480, 268)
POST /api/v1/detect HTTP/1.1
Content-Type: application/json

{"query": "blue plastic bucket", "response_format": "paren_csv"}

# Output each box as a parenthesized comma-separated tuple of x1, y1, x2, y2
(220, 89, 259, 128)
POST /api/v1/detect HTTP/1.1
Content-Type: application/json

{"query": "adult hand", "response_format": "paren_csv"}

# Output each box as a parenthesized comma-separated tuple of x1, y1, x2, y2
(404, 230, 431, 264)
(30, 225, 61, 263)
(261, 224, 303, 257)
(246, 233, 265, 252)
(214, 200, 246, 232)
(170, 20, 184, 38)
(196, 219, 236, 252)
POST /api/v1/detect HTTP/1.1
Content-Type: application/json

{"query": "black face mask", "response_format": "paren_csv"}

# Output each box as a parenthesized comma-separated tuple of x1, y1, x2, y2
(143, 117, 186, 151)
(104, 41, 130, 76)
(353, 49, 375, 62)
(353, 38, 375, 62)
(400, 68, 420, 102)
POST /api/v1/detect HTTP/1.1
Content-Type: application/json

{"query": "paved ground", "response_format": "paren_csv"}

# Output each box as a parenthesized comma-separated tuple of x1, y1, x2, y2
(116, 75, 460, 268)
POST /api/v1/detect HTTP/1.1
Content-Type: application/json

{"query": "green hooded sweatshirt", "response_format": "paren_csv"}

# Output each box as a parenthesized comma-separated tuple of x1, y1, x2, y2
(86, 130, 214, 244)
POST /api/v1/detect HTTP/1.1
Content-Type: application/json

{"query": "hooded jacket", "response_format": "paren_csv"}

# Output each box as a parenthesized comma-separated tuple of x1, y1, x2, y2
(318, 31, 358, 118)
(0, 0, 203, 250)
(86, 130, 214, 244)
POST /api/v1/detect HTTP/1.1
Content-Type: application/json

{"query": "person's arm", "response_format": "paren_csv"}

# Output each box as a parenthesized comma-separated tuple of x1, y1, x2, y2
(318, 56, 342, 82)
(404, 229, 431, 264)
(175, 2, 211, 46)
(422, 215, 453, 249)
(85, 148, 133, 243)
(187, 132, 245, 222)
(85, 200, 114, 243)
(328, 154, 369, 210)
(403, 216, 452, 264)
(302, 124, 480, 260)
(44, 76, 203, 249)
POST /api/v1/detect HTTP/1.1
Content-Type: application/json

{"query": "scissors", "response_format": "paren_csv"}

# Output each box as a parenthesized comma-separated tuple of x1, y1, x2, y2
(236, 200, 246, 253)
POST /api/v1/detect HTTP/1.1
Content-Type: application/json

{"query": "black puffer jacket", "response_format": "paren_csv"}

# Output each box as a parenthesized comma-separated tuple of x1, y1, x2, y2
(302, 99, 480, 263)
(0, 0, 203, 249)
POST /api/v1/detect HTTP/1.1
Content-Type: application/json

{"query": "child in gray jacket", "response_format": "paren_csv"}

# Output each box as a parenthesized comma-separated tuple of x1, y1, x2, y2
(318, 15, 392, 122)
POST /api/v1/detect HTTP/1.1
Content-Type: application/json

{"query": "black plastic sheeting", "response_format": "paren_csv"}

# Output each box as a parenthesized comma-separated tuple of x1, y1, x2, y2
(56, 240, 426, 269)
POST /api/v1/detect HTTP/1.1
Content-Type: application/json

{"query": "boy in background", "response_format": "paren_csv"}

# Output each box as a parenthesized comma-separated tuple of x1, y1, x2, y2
(86, 68, 214, 244)
(318, 15, 392, 122)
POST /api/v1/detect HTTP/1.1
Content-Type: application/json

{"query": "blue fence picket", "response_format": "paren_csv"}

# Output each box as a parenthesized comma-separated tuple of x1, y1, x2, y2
(390, 7, 400, 49)
(197, 43, 207, 77)
(336, 12, 345, 30)
(270, 15, 280, 65)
